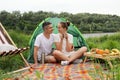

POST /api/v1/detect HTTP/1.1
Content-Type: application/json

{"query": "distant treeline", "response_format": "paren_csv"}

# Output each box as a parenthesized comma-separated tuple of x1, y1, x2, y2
(0, 10, 120, 34)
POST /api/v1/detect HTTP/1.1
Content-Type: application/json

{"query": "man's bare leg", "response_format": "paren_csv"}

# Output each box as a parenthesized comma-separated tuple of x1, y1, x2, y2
(45, 56, 57, 63)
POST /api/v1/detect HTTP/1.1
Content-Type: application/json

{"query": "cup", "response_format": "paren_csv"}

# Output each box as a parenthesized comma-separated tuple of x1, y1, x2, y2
(41, 52, 45, 64)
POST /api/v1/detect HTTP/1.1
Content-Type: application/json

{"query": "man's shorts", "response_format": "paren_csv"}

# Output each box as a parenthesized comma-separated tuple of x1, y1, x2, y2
(38, 49, 54, 63)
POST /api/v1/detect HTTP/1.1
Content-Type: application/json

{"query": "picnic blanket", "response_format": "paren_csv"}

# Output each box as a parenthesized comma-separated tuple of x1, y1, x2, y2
(20, 63, 94, 80)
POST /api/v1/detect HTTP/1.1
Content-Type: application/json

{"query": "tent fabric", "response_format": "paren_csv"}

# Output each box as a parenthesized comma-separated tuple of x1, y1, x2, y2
(27, 17, 89, 63)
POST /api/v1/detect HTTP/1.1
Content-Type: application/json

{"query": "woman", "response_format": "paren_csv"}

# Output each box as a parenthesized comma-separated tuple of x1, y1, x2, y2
(53, 22, 87, 65)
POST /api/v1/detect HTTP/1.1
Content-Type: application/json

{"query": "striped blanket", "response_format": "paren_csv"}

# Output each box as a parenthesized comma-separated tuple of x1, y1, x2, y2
(21, 63, 94, 80)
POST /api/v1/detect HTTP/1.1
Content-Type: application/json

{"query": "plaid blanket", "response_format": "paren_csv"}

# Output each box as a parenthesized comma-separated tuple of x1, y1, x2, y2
(21, 63, 94, 80)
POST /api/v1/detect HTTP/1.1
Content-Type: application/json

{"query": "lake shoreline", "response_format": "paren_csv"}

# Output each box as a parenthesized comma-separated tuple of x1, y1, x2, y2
(83, 32, 117, 38)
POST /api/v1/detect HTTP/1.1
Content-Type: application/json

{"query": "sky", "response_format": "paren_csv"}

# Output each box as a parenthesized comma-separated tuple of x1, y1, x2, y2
(0, 0, 120, 16)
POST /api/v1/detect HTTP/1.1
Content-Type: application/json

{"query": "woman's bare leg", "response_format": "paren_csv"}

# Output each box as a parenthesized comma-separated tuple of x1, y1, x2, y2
(69, 46, 87, 63)
(53, 50, 69, 61)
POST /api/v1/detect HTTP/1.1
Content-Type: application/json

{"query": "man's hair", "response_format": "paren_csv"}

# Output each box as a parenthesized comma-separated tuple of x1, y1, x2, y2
(42, 22, 52, 30)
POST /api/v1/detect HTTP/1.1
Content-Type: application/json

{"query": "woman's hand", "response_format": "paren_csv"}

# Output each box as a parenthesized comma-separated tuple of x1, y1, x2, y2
(60, 33, 64, 40)
(64, 33, 68, 40)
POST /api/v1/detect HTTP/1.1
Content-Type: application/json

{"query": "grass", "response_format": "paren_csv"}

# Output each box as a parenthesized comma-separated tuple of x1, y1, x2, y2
(8, 30, 31, 47)
(86, 32, 120, 50)
(0, 31, 120, 79)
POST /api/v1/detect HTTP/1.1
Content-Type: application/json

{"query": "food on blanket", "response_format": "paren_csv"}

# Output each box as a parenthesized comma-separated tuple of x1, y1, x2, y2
(86, 52, 91, 54)
(109, 52, 118, 56)
(109, 52, 119, 56)
(108, 49, 120, 56)
(90, 48, 105, 55)
(102, 54, 108, 57)
(90, 48, 120, 56)
(96, 49, 104, 55)
(91, 48, 97, 52)
(90, 48, 96, 54)
(111, 49, 120, 53)
(104, 49, 110, 54)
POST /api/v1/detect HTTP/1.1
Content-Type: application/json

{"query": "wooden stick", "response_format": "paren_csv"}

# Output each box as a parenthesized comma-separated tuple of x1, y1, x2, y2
(5, 66, 31, 75)
(83, 56, 87, 63)
(18, 47, 30, 67)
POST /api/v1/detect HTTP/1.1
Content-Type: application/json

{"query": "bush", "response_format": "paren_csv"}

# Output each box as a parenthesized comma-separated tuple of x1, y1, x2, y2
(87, 33, 120, 49)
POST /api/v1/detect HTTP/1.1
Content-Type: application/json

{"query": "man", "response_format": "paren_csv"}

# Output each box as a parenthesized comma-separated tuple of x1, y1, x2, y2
(33, 22, 56, 67)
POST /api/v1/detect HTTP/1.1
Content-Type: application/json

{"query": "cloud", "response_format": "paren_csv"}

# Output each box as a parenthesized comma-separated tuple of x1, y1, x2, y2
(0, 0, 120, 16)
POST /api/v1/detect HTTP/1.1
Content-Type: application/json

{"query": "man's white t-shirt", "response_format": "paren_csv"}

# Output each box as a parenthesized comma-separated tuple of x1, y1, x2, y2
(54, 33, 73, 54)
(34, 33, 54, 61)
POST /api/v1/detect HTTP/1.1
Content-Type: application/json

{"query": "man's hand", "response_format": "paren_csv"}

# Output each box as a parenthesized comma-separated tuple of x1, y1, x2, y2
(32, 62, 38, 68)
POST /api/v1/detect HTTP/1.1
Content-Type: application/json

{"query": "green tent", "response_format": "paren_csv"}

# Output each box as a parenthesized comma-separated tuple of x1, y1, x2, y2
(27, 17, 89, 63)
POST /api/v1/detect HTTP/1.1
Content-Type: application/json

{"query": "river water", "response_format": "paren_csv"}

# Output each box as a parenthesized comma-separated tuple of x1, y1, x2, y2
(82, 32, 116, 38)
